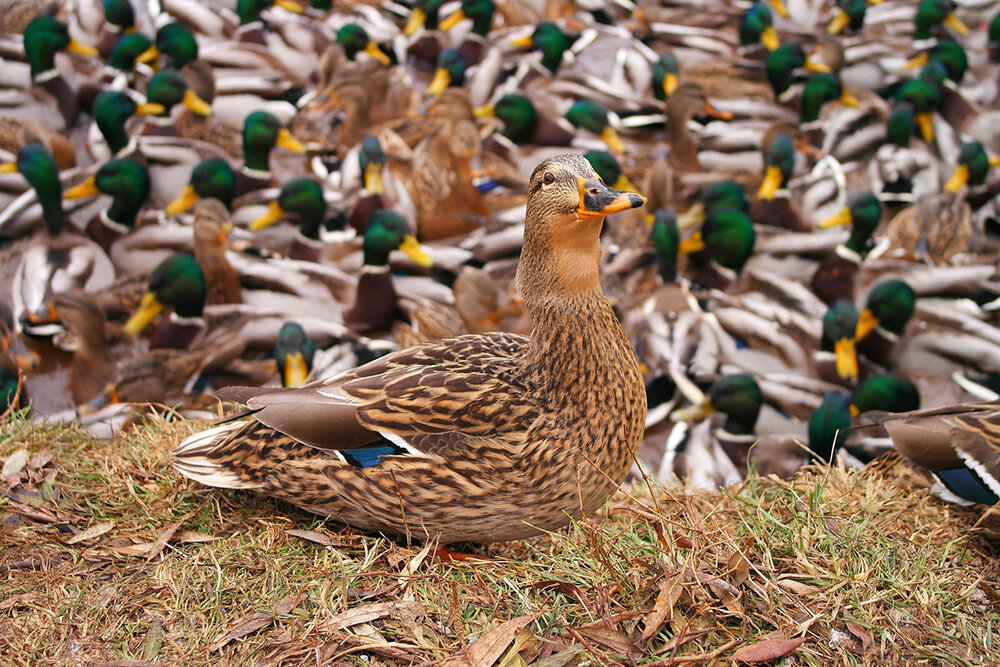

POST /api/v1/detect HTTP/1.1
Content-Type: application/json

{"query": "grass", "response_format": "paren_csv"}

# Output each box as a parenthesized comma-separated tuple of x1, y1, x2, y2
(1, 410, 999, 666)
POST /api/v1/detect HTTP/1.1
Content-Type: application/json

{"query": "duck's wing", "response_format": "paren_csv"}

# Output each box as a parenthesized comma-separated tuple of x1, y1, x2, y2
(217, 332, 532, 459)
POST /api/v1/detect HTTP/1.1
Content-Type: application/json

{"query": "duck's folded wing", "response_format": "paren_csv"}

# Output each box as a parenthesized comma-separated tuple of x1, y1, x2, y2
(239, 332, 533, 459)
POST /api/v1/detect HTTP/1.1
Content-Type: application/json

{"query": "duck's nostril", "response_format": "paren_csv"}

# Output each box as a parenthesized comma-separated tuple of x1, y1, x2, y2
(627, 193, 645, 208)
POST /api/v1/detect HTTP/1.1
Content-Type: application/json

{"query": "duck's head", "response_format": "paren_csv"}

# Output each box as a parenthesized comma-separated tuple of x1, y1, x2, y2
(358, 136, 386, 195)
(146, 68, 212, 117)
(908, 40, 967, 84)
(510, 22, 570, 74)
(519, 154, 644, 299)
(250, 177, 326, 239)
(679, 207, 755, 273)
(124, 253, 206, 335)
(765, 44, 830, 97)
(237, 0, 303, 25)
(945, 141, 999, 193)
(828, 0, 866, 34)
(273, 321, 315, 387)
(650, 209, 679, 283)
(800, 72, 858, 123)
(441, 0, 494, 36)
(857, 279, 915, 340)
(990, 11, 1000, 55)
(820, 191, 881, 255)
(914, 0, 967, 41)
(476, 94, 537, 145)
(404, 0, 445, 34)
(1, 144, 63, 234)
(336, 23, 390, 64)
(362, 209, 433, 267)
(64, 157, 150, 228)
(149, 22, 199, 68)
(739, 3, 779, 50)
(822, 299, 860, 381)
(24, 15, 98, 81)
(808, 390, 852, 461)
(565, 99, 625, 154)
(166, 157, 236, 215)
(671, 374, 763, 435)
(893, 79, 939, 142)
(109, 33, 153, 71)
(652, 53, 680, 100)
(428, 48, 466, 95)
(584, 150, 634, 192)
(886, 101, 916, 147)
(243, 110, 306, 173)
(850, 373, 920, 418)
(93, 90, 160, 154)
(681, 181, 748, 228)
(104, 0, 135, 30)
(758, 132, 795, 200)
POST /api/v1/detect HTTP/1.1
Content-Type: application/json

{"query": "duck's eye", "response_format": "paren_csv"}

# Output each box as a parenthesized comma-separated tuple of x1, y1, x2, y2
(543, 171, 555, 185)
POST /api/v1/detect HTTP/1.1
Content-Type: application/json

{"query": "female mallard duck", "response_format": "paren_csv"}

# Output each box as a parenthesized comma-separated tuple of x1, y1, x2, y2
(172, 154, 647, 544)
(878, 401, 1000, 506)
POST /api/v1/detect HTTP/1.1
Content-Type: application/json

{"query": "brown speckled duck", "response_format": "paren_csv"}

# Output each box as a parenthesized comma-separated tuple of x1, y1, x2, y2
(173, 154, 647, 544)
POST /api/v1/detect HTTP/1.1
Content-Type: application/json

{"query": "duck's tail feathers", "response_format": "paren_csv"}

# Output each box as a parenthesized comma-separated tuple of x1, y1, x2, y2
(173, 421, 262, 489)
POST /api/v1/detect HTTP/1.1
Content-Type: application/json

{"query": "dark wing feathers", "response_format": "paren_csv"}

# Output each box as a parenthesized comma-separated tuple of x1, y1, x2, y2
(233, 332, 533, 459)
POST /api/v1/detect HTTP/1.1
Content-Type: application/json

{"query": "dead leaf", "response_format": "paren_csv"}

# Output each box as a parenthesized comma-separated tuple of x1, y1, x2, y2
(321, 601, 424, 632)
(776, 578, 821, 595)
(173, 530, 219, 543)
(451, 614, 540, 667)
(144, 515, 190, 561)
(286, 528, 336, 546)
(141, 619, 165, 661)
(727, 550, 751, 587)
(573, 620, 641, 658)
(28, 449, 52, 470)
(731, 637, 806, 663)
(529, 647, 581, 667)
(66, 521, 115, 545)
(845, 621, 874, 654)
(208, 613, 273, 651)
(642, 576, 683, 641)
(3, 449, 28, 478)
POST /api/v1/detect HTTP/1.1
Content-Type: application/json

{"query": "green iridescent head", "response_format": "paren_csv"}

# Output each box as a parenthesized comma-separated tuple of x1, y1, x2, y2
(843, 192, 881, 254)
(336, 23, 389, 63)
(739, 3, 778, 49)
(528, 22, 570, 74)
(146, 68, 211, 117)
(861, 279, 915, 337)
(808, 391, 852, 461)
(914, 0, 967, 41)
(701, 181, 748, 214)
(652, 53, 680, 101)
(851, 374, 920, 416)
(24, 16, 95, 80)
(493, 94, 537, 145)
(274, 321, 316, 387)
(886, 101, 916, 147)
(14, 144, 63, 234)
(702, 207, 756, 272)
(765, 44, 807, 96)
(435, 48, 466, 88)
(800, 72, 853, 123)
(109, 32, 152, 71)
(363, 209, 415, 266)
(156, 22, 199, 68)
(148, 253, 206, 318)
(708, 374, 763, 434)
(96, 157, 150, 226)
(822, 299, 859, 351)
(445, 0, 494, 36)
(190, 157, 236, 208)
(650, 209, 679, 283)
(93, 90, 138, 154)
(104, 0, 135, 29)
(278, 178, 326, 239)
(242, 111, 302, 172)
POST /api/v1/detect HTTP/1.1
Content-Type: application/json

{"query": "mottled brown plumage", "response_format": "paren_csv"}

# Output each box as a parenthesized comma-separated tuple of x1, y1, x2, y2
(174, 154, 647, 544)
(192, 199, 242, 306)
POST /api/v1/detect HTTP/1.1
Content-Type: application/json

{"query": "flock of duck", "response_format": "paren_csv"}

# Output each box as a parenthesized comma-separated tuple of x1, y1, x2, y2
(3, 0, 1000, 540)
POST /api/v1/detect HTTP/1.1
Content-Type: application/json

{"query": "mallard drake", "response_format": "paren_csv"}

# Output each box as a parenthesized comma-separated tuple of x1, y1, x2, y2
(62, 156, 151, 254)
(334, 23, 391, 65)
(877, 401, 1000, 506)
(817, 299, 860, 385)
(403, 0, 448, 66)
(139, 68, 214, 133)
(944, 141, 1000, 194)
(440, 0, 496, 67)
(172, 154, 647, 544)
(765, 44, 832, 99)
(1, 144, 115, 336)
(855, 278, 916, 367)
(810, 191, 882, 306)
(18, 15, 99, 130)
(739, 3, 780, 52)
(508, 21, 574, 75)
(827, 0, 867, 35)
(912, 0, 968, 45)
(272, 321, 316, 387)
(678, 206, 756, 287)
(248, 177, 347, 261)
(427, 48, 467, 96)
(343, 209, 435, 334)
(123, 252, 207, 349)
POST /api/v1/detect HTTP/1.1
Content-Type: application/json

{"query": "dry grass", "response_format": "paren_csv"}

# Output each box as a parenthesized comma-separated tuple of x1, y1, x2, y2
(1, 410, 998, 666)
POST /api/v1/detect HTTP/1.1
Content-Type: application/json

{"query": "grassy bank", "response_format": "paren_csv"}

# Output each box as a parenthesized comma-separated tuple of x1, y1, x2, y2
(1, 411, 998, 666)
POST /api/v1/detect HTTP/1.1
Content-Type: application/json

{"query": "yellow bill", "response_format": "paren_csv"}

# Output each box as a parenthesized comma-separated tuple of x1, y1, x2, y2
(827, 10, 849, 35)
(600, 126, 626, 154)
(398, 234, 434, 267)
(944, 12, 968, 35)
(473, 103, 496, 118)
(678, 203, 705, 229)
(439, 8, 467, 31)
(770, 0, 789, 18)
(427, 68, 451, 96)
(757, 164, 783, 200)
(761, 26, 780, 51)
(905, 52, 928, 70)
(670, 398, 715, 422)
(137, 101, 166, 115)
(166, 185, 200, 216)
(283, 351, 309, 387)
(0, 162, 17, 174)
(509, 34, 533, 47)
(136, 44, 159, 64)
(834, 337, 858, 381)
(943, 163, 969, 193)
(64, 176, 100, 199)
(613, 173, 638, 194)
(124, 292, 165, 335)
(805, 58, 831, 73)
(276, 128, 306, 154)
(404, 8, 426, 35)
(839, 90, 860, 108)
(819, 206, 852, 228)
(67, 38, 99, 56)
(363, 41, 390, 65)
(274, 0, 303, 13)
(916, 111, 934, 143)
(678, 231, 706, 255)
(182, 89, 212, 116)
(364, 161, 384, 195)
(855, 308, 879, 341)
(250, 201, 286, 231)
(662, 72, 679, 97)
